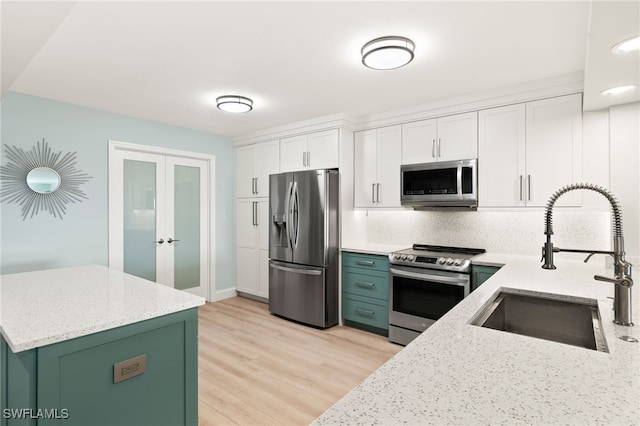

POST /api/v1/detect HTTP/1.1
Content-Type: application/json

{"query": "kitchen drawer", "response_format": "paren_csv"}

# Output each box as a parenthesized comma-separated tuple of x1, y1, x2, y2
(342, 269, 389, 300)
(342, 252, 389, 272)
(343, 294, 388, 331)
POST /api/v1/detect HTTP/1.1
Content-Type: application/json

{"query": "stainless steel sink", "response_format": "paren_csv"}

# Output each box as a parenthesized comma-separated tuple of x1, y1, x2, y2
(471, 288, 609, 352)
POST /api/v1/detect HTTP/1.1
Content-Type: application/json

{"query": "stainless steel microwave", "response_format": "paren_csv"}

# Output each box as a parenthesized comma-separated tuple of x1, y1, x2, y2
(400, 159, 478, 209)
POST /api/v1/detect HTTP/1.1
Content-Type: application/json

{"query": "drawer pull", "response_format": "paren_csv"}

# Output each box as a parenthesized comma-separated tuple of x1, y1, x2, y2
(355, 281, 375, 288)
(114, 354, 147, 384)
(355, 308, 375, 317)
(355, 260, 375, 267)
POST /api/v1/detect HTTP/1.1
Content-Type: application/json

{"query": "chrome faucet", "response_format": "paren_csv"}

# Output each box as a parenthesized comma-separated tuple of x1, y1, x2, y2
(541, 183, 633, 326)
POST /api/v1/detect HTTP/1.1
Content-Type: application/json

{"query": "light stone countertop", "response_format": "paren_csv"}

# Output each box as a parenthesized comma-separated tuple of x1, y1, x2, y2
(313, 253, 640, 425)
(341, 243, 409, 256)
(0, 264, 205, 353)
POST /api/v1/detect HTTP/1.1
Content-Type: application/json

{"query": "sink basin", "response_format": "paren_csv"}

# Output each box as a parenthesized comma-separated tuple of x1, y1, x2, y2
(471, 288, 608, 352)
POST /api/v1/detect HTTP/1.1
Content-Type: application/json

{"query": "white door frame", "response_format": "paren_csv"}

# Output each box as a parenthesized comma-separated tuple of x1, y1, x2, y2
(108, 140, 216, 301)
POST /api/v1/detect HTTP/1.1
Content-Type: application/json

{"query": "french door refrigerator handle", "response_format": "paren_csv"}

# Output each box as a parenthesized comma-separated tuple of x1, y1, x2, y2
(286, 181, 294, 249)
(292, 181, 299, 248)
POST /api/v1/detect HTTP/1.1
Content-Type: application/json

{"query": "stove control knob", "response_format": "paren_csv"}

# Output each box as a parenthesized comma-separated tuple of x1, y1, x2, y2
(446, 258, 454, 265)
(393, 254, 401, 260)
(438, 257, 446, 264)
(400, 254, 408, 261)
(407, 255, 415, 261)
(454, 259, 462, 266)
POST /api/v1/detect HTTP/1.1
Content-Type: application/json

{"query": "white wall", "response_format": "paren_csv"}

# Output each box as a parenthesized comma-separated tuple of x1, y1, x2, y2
(609, 102, 639, 260)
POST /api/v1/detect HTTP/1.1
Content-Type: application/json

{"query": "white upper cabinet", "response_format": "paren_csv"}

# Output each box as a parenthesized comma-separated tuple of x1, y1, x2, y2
(354, 125, 402, 208)
(478, 93, 582, 207)
(402, 119, 437, 164)
(280, 129, 339, 172)
(401, 112, 478, 165)
(235, 140, 279, 198)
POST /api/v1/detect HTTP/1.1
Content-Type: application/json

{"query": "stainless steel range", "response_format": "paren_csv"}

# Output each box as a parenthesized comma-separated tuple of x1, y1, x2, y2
(388, 244, 485, 345)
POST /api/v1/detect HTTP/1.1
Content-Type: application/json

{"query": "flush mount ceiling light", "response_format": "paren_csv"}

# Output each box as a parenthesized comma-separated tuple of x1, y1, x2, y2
(216, 95, 253, 113)
(600, 84, 638, 96)
(611, 35, 640, 54)
(361, 36, 415, 70)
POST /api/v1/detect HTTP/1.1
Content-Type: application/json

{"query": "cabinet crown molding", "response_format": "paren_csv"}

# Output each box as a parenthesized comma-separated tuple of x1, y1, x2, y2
(233, 113, 356, 147)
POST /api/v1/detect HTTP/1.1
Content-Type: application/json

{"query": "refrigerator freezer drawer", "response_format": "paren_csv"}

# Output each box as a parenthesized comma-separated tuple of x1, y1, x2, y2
(269, 260, 333, 328)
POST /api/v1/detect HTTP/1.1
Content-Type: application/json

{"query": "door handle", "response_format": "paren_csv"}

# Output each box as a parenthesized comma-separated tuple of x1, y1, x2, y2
(155, 238, 165, 244)
(252, 201, 258, 226)
(527, 175, 531, 201)
(307, 151, 311, 167)
(270, 262, 322, 275)
(376, 183, 380, 203)
(371, 183, 375, 203)
(303, 151, 307, 167)
(438, 138, 442, 158)
(254, 177, 258, 195)
(519, 175, 523, 201)
(167, 238, 180, 244)
(432, 139, 436, 158)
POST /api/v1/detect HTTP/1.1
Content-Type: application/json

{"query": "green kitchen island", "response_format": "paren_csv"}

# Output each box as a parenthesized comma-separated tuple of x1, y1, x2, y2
(0, 265, 205, 426)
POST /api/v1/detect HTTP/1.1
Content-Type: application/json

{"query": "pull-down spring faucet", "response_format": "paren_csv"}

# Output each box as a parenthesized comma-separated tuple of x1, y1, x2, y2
(541, 183, 633, 326)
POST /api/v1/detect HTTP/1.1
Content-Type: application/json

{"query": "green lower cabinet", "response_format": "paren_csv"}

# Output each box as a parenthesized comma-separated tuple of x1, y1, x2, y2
(342, 252, 390, 336)
(1, 309, 198, 426)
(471, 265, 501, 291)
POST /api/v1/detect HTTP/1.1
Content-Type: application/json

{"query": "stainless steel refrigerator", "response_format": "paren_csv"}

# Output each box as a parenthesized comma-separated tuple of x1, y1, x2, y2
(269, 169, 339, 328)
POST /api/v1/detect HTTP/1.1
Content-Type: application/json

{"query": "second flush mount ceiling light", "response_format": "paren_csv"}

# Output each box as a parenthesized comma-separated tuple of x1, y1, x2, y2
(216, 95, 253, 113)
(361, 36, 415, 70)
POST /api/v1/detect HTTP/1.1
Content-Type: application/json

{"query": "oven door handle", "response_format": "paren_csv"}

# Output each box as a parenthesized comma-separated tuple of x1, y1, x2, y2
(390, 267, 468, 287)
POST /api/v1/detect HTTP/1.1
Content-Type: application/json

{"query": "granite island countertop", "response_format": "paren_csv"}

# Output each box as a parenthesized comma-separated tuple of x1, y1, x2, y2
(0, 264, 205, 353)
(314, 253, 640, 425)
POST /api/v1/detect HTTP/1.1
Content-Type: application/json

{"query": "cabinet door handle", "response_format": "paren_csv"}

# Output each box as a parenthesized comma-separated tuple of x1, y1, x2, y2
(355, 260, 375, 267)
(355, 308, 375, 317)
(519, 175, 523, 201)
(376, 183, 380, 203)
(155, 238, 165, 244)
(303, 151, 307, 167)
(307, 151, 311, 167)
(432, 139, 436, 158)
(254, 177, 258, 195)
(355, 281, 375, 288)
(438, 138, 442, 157)
(371, 183, 375, 203)
(252, 202, 257, 226)
(527, 175, 531, 201)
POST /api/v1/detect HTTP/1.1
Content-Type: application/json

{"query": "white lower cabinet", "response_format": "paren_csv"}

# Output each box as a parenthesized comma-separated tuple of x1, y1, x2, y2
(354, 125, 402, 208)
(478, 93, 582, 207)
(235, 199, 269, 299)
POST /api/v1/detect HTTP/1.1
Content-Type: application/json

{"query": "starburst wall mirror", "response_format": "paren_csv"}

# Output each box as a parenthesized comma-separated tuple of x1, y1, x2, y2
(0, 139, 92, 220)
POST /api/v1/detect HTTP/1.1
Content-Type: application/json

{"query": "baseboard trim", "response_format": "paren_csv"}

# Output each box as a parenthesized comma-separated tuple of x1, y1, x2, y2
(213, 287, 237, 302)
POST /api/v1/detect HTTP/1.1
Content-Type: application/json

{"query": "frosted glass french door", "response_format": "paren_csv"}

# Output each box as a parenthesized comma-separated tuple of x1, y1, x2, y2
(110, 149, 209, 298)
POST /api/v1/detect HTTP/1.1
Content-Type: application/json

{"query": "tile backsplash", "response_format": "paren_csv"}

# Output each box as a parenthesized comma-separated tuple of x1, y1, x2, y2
(345, 208, 612, 258)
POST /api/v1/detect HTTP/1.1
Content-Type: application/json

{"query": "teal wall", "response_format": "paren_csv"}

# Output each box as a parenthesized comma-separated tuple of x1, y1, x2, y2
(0, 92, 235, 292)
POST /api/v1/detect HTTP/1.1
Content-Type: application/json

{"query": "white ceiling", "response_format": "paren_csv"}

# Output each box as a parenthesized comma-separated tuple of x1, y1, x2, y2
(1, 1, 637, 138)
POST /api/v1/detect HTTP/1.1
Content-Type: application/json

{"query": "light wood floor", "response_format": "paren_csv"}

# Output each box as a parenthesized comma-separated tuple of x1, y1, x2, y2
(197, 297, 402, 425)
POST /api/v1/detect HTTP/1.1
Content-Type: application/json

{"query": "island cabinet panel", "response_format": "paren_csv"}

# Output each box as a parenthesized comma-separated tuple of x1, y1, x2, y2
(342, 252, 390, 336)
(1, 309, 198, 426)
